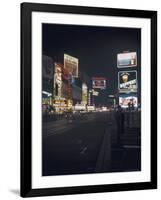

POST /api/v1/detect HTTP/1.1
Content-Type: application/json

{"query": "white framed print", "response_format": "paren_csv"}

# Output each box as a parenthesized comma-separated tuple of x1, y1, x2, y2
(21, 2, 157, 197)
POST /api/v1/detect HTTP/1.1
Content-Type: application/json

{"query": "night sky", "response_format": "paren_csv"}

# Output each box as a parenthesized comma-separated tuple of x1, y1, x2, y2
(42, 24, 141, 105)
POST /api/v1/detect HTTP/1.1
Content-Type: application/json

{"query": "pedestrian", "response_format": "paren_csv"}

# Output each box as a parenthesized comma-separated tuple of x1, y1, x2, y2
(126, 110, 130, 128)
(115, 105, 125, 147)
(128, 101, 131, 112)
(120, 109, 125, 134)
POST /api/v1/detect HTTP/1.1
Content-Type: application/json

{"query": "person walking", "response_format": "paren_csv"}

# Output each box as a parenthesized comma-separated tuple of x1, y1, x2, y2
(115, 105, 125, 147)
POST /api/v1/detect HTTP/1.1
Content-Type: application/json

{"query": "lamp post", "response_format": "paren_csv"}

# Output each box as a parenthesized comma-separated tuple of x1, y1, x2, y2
(108, 95, 116, 108)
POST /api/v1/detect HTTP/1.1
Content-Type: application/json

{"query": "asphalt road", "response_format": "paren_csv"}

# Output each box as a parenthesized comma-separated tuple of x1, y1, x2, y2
(42, 111, 141, 176)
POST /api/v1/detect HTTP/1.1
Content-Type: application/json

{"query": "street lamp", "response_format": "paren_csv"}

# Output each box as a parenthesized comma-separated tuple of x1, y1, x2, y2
(108, 94, 116, 108)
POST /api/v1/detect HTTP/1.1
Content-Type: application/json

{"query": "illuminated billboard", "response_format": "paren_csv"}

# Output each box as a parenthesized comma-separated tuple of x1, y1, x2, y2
(54, 63, 62, 97)
(92, 90, 99, 96)
(74, 104, 86, 111)
(119, 94, 138, 108)
(87, 106, 95, 111)
(64, 54, 79, 77)
(118, 71, 137, 93)
(92, 77, 106, 89)
(117, 52, 137, 68)
(82, 83, 88, 105)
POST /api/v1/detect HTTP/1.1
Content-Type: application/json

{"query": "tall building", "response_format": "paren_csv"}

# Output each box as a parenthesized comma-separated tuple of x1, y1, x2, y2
(42, 55, 54, 105)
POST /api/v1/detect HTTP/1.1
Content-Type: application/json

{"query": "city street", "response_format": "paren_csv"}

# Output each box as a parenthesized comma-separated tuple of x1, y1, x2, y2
(42, 24, 141, 177)
(42, 111, 141, 176)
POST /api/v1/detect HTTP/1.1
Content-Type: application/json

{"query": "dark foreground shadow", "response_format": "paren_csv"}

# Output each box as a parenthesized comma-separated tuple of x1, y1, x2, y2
(9, 189, 19, 196)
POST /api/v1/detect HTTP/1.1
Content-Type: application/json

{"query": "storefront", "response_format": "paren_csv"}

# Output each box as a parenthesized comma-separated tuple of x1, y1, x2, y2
(53, 97, 67, 113)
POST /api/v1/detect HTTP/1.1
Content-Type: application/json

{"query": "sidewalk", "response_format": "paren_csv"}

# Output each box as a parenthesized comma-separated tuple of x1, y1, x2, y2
(95, 111, 141, 173)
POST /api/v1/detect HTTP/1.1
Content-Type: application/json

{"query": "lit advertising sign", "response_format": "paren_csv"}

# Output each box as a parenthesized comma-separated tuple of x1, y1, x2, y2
(92, 77, 106, 89)
(118, 71, 137, 93)
(117, 52, 137, 68)
(82, 83, 88, 105)
(74, 104, 86, 111)
(54, 63, 62, 97)
(54, 99, 67, 108)
(92, 90, 99, 96)
(119, 94, 138, 108)
(87, 106, 95, 111)
(64, 54, 79, 77)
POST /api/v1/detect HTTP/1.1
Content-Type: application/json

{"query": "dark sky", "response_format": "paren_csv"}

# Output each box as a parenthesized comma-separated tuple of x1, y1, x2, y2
(42, 24, 141, 105)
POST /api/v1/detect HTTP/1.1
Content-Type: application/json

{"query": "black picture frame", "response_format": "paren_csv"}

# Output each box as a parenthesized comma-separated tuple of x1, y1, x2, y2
(21, 2, 157, 197)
